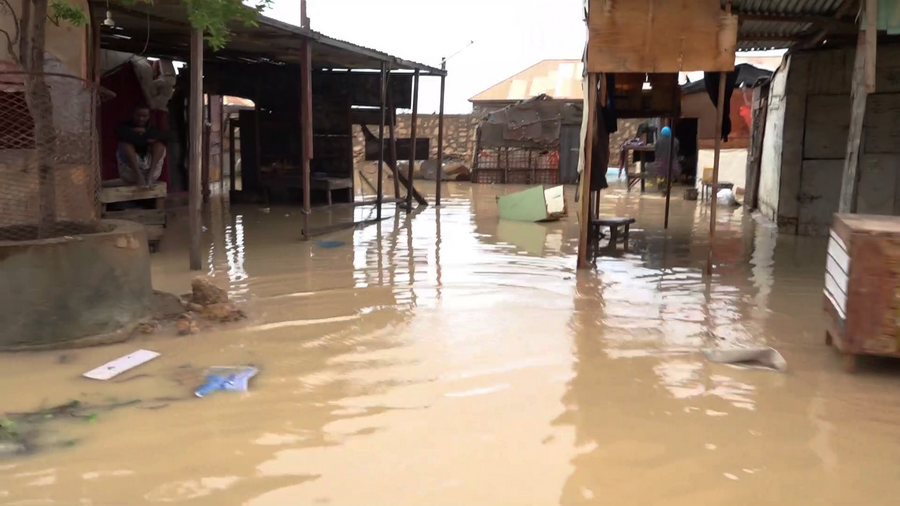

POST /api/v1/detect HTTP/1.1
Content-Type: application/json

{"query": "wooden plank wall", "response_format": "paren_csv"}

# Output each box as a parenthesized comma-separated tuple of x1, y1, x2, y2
(586, 0, 737, 73)
(773, 45, 900, 235)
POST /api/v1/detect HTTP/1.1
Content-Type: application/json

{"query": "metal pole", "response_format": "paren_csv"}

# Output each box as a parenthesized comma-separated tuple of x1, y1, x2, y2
(436, 60, 447, 206)
(300, 38, 313, 239)
(188, 29, 203, 271)
(664, 117, 677, 229)
(377, 61, 386, 220)
(707, 72, 727, 275)
(577, 73, 598, 269)
(406, 70, 420, 212)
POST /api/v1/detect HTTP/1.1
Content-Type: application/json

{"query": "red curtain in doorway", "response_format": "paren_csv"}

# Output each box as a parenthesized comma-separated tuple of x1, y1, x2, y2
(99, 62, 170, 183)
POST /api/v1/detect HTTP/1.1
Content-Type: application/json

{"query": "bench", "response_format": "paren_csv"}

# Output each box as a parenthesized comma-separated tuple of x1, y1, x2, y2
(310, 176, 353, 206)
(591, 217, 636, 251)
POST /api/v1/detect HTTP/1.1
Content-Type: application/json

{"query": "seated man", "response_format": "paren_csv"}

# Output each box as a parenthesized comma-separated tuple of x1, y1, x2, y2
(116, 104, 168, 187)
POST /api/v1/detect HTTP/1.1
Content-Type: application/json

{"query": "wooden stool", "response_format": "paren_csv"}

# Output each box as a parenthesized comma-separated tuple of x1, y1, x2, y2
(100, 179, 167, 252)
(591, 217, 636, 255)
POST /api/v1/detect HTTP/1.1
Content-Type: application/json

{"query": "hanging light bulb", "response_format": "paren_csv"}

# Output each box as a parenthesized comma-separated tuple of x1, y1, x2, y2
(103, 10, 115, 27)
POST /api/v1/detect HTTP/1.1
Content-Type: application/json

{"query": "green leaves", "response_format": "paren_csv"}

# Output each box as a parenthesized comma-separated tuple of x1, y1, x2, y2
(185, 0, 274, 50)
(48, 0, 274, 50)
(49, 0, 87, 27)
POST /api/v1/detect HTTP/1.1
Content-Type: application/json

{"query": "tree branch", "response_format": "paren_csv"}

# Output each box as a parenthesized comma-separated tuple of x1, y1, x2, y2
(0, 0, 21, 64)
(19, 0, 31, 69)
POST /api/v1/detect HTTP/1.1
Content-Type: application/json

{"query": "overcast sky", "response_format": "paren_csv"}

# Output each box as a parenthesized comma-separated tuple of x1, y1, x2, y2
(267, 0, 587, 114)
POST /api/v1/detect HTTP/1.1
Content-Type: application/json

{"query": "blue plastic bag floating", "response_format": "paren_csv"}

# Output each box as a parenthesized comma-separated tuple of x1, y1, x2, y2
(194, 366, 258, 398)
(314, 240, 345, 249)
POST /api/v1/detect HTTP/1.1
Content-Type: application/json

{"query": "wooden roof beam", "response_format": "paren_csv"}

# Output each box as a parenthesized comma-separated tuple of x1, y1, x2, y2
(801, 0, 860, 49)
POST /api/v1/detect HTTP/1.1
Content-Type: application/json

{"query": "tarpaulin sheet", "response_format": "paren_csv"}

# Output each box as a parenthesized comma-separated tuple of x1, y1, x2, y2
(479, 95, 580, 149)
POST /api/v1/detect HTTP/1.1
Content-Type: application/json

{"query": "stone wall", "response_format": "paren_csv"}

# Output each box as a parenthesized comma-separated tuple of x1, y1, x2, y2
(353, 114, 480, 165)
(352, 114, 642, 169)
(609, 119, 643, 156)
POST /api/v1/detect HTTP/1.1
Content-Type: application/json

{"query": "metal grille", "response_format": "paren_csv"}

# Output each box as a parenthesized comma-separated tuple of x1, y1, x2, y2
(0, 71, 101, 241)
(473, 147, 560, 185)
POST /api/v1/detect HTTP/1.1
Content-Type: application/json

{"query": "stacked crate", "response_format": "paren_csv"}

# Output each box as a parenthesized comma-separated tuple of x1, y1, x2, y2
(825, 214, 900, 372)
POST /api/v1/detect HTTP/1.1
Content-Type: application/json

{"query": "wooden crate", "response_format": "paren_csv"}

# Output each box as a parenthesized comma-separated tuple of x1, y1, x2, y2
(825, 214, 900, 372)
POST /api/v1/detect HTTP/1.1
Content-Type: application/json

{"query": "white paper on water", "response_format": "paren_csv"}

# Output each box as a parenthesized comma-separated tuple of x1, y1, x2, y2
(83, 349, 161, 380)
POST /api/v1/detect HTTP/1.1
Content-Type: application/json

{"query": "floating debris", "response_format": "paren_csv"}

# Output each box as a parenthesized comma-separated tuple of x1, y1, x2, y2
(315, 240, 346, 249)
(83, 350, 161, 381)
(195, 367, 258, 398)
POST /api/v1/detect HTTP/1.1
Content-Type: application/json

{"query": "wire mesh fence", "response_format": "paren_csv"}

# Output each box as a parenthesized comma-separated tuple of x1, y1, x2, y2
(0, 71, 102, 241)
(472, 147, 560, 185)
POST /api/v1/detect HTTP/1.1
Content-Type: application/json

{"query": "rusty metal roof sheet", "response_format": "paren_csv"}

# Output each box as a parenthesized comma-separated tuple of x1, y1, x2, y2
(469, 60, 584, 103)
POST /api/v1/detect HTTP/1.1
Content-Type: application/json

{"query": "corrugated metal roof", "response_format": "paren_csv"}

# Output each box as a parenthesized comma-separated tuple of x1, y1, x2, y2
(469, 60, 584, 103)
(90, 1, 445, 75)
(733, 0, 845, 14)
(734, 0, 854, 51)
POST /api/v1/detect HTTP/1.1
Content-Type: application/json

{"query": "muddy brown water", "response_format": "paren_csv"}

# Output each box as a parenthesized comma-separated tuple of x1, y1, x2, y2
(3, 181, 900, 505)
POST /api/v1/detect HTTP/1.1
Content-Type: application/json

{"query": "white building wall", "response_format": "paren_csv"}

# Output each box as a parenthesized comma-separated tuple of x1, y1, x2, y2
(757, 56, 789, 222)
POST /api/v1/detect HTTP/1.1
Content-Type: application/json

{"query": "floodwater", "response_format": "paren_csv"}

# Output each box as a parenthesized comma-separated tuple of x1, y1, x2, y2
(4, 180, 900, 505)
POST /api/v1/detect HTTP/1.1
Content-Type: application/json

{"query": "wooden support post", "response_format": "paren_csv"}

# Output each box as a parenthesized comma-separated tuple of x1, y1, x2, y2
(577, 73, 598, 270)
(202, 101, 210, 203)
(254, 83, 262, 194)
(228, 118, 236, 193)
(707, 72, 727, 276)
(188, 29, 203, 271)
(664, 117, 677, 229)
(840, 22, 872, 214)
(377, 61, 387, 220)
(300, 0, 309, 28)
(436, 61, 447, 206)
(865, 0, 877, 93)
(386, 75, 400, 199)
(299, 38, 313, 240)
(406, 70, 420, 212)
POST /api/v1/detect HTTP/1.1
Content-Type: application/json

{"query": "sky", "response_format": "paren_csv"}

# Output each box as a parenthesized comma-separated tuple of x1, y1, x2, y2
(267, 0, 587, 114)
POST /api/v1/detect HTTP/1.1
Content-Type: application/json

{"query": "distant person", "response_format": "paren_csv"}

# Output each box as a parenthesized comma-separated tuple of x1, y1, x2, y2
(654, 126, 682, 181)
(116, 104, 168, 187)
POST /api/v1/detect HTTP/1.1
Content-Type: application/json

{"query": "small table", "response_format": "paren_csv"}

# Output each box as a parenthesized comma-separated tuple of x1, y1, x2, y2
(621, 145, 655, 193)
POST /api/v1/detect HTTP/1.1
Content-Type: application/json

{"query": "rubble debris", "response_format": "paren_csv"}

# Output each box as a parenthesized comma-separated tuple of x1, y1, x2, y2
(176, 316, 200, 336)
(189, 276, 230, 306)
(197, 303, 246, 323)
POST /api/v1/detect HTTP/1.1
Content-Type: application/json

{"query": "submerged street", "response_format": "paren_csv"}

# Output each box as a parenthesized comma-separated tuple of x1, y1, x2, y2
(3, 182, 900, 505)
